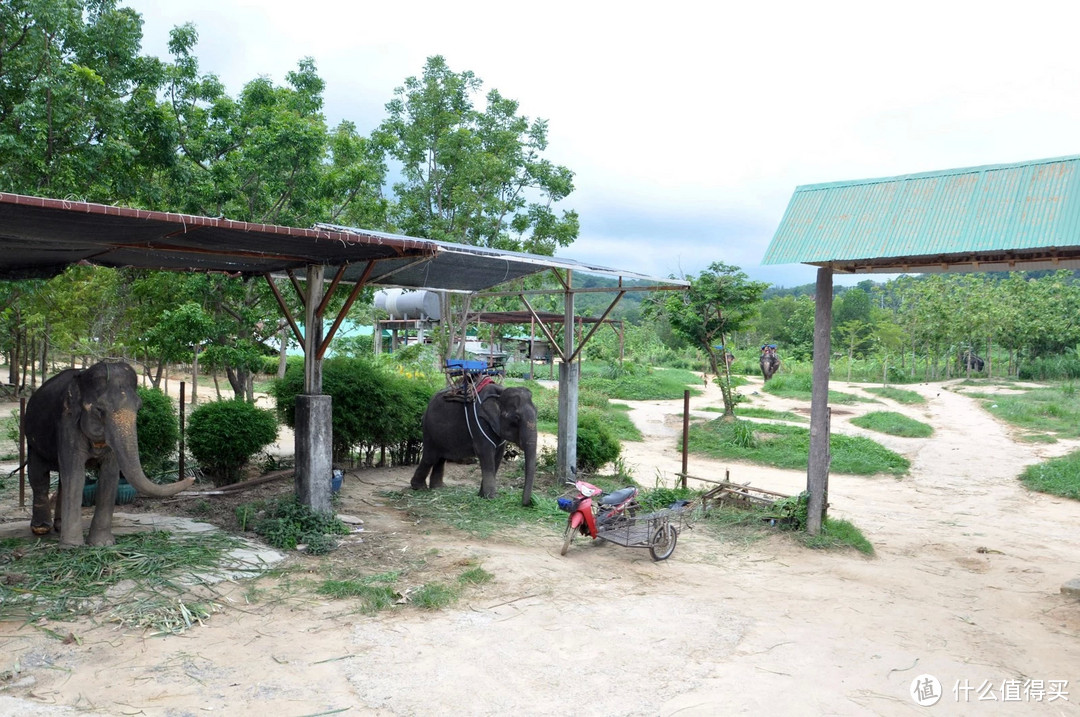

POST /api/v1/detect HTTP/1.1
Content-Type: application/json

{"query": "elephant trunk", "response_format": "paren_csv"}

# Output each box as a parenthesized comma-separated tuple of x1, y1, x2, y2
(520, 430, 537, 507)
(107, 408, 194, 498)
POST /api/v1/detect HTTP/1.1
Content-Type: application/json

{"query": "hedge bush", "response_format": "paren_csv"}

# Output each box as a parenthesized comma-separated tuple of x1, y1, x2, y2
(187, 399, 279, 485)
(135, 387, 179, 474)
(270, 357, 440, 465)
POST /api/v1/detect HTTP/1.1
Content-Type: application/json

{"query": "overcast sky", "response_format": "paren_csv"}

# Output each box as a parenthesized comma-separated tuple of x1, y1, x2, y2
(125, 0, 1080, 288)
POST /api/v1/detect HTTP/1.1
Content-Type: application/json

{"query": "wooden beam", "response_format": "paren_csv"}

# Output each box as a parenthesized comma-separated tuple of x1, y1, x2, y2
(264, 273, 304, 346)
(318, 260, 375, 360)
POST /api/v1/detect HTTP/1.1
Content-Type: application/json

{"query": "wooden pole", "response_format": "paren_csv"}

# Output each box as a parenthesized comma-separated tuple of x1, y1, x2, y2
(681, 390, 689, 489)
(807, 267, 834, 535)
(179, 382, 186, 481)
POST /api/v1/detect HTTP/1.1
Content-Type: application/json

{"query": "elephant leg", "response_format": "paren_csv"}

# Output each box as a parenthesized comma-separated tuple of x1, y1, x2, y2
(28, 457, 53, 536)
(429, 459, 446, 489)
(477, 448, 499, 499)
(88, 454, 119, 546)
(411, 458, 433, 490)
(56, 454, 88, 548)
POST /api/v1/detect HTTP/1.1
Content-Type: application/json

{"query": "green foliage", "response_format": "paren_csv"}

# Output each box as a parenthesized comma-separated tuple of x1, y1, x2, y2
(576, 409, 622, 474)
(765, 491, 809, 530)
(270, 357, 440, 464)
(1019, 452, 1080, 500)
(638, 485, 696, 512)
(688, 419, 909, 475)
(243, 496, 350, 553)
(850, 411, 933, 438)
(379, 55, 578, 254)
(187, 399, 279, 484)
(410, 582, 459, 610)
(317, 579, 398, 612)
(135, 387, 179, 474)
(731, 407, 807, 422)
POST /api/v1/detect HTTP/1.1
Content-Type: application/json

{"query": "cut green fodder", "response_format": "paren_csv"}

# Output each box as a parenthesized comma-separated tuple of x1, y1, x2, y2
(239, 496, 350, 554)
(863, 386, 926, 405)
(850, 411, 933, 438)
(0, 531, 242, 633)
(688, 418, 909, 475)
(1019, 451, 1080, 500)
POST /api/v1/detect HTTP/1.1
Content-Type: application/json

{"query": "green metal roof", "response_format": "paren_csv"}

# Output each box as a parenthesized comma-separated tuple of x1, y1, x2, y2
(762, 154, 1080, 274)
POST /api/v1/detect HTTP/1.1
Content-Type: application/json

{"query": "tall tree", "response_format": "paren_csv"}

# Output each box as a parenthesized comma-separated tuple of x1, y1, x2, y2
(379, 55, 579, 254)
(652, 262, 768, 417)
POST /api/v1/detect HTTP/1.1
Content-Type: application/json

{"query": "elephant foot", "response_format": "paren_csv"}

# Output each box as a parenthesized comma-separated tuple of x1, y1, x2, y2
(478, 488, 496, 499)
(30, 522, 52, 536)
(88, 532, 115, 547)
(410, 480, 428, 491)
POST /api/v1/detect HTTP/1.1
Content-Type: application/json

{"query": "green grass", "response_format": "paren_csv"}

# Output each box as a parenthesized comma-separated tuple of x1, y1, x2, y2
(863, 386, 926, 405)
(850, 411, 933, 438)
(581, 366, 704, 401)
(728, 406, 808, 422)
(526, 380, 643, 441)
(801, 518, 875, 555)
(967, 385, 1080, 439)
(688, 419, 909, 475)
(0, 531, 242, 633)
(1019, 451, 1080, 500)
(316, 564, 494, 613)
(760, 373, 873, 405)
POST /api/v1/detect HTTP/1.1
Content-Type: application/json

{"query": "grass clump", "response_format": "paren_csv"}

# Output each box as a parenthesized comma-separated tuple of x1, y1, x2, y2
(688, 419, 909, 476)
(582, 366, 703, 401)
(0, 531, 240, 632)
(1019, 451, 1080, 500)
(729, 407, 807, 422)
(973, 386, 1080, 438)
(760, 373, 871, 405)
(801, 518, 875, 556)
(850, 411, 933, 438)
(240, 496, 350, 554)
(316, 564, 493, 613)
(863, 386, 926, 405)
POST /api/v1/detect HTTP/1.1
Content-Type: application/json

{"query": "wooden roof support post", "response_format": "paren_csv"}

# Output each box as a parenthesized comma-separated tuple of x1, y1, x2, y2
(807, 266, 834, 535)
(556, 270, 578, 482)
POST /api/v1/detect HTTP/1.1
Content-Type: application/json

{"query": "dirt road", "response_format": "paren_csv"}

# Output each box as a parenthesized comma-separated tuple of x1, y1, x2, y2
(1, 376, 1078, 715)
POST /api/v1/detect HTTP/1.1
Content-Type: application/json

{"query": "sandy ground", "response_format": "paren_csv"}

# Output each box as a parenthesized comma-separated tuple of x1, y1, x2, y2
(1, 375, 1079, 715)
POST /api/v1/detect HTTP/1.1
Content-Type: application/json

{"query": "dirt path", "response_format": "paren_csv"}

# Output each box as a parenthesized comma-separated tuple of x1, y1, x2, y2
(2, 377, 1079, 715)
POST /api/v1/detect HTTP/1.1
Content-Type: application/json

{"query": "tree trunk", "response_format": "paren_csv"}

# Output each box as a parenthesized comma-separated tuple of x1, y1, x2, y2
(277, 325, 288, 379)
(191, 345, 200, 406)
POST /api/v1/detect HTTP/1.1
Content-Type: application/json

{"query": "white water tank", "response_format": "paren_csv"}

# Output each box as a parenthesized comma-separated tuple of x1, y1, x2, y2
(374, 289, 441, 321)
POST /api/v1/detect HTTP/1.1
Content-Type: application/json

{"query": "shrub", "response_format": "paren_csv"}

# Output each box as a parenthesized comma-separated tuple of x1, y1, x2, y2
(242, 495, 350, 553)
(187, 399, 279, 485)
(270, 357, 440, 465)
(577, 409, 621, 473)
(136, 387, 179, 474)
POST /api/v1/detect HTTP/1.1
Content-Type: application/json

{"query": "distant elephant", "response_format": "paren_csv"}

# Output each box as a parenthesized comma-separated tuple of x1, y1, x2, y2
(411, 382, 538, 506)
(760, 344, 780, 381)
(25, 362, 195, 547)
(961, 350, 985, 372)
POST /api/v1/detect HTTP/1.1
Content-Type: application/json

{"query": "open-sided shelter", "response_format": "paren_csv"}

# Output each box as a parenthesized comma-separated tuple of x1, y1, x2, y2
(0, 192, 685, 512)
(763, 153, 1080, 533)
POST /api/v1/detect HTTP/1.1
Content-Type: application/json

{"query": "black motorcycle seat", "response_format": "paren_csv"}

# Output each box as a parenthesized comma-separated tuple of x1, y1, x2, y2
(600, 487, 637, 506)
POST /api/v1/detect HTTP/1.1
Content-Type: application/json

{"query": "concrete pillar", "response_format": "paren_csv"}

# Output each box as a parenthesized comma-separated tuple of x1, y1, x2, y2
(557, 271, 578, 481)
(295, 394, 333, 513)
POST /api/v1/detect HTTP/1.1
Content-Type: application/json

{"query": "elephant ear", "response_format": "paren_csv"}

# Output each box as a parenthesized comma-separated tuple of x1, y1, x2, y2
(73, 368, 109, 439)
(476, 384, 506, 433)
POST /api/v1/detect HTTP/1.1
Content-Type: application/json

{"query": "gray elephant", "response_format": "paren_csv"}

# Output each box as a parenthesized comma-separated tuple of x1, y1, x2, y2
(410, 382, 538, 506)
(760, 344, 780, 381)
(25, 361, 195, 547)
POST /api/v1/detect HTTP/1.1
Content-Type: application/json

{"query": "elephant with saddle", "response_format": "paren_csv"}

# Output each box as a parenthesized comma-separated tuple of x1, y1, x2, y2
(411, 381, 538, 506)
(25, 361, 194, 547)
(760, 344, 781, 381)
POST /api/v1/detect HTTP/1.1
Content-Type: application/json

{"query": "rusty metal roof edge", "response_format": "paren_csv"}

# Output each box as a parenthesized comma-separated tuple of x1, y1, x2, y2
(318, 222, 689, 287)
(0, 193, 435, 254)
(792, 153, 1080, 193)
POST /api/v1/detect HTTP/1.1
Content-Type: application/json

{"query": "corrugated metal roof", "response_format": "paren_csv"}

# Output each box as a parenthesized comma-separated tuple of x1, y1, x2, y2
(0, 193, 686, 290)
(762, 154, 1080, 274)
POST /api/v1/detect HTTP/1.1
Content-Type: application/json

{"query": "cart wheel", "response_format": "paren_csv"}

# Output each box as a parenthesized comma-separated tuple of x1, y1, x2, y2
(560, 521, 577, 556)
(649, 524, 678, 561)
